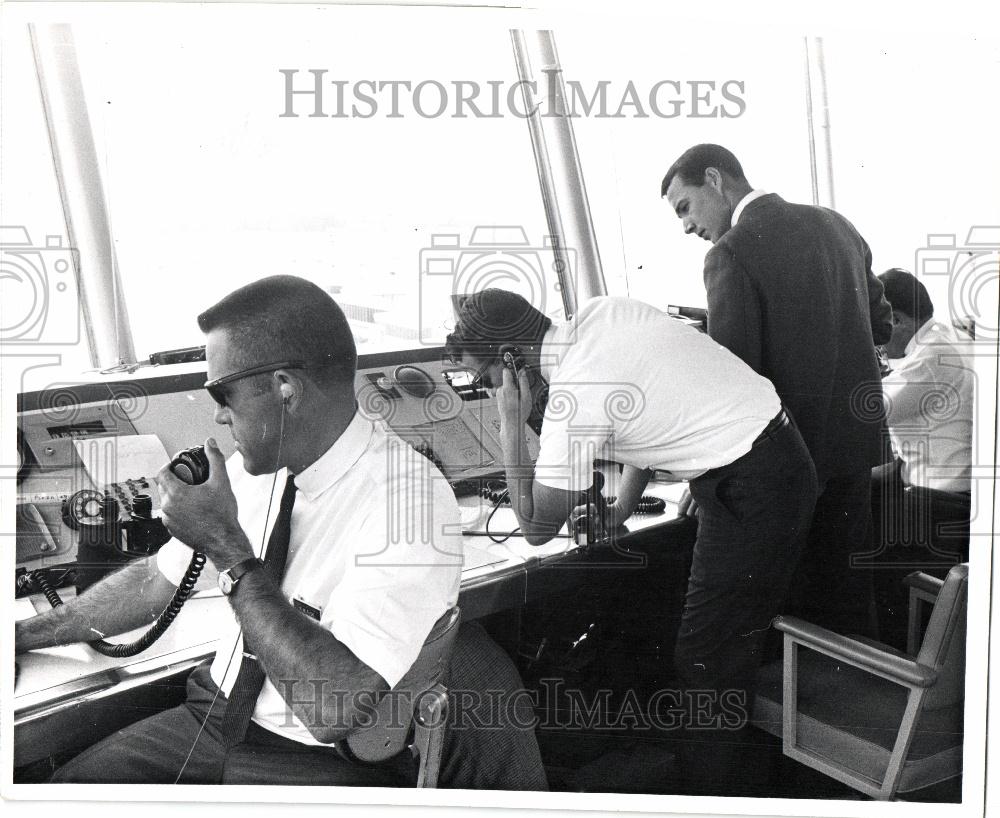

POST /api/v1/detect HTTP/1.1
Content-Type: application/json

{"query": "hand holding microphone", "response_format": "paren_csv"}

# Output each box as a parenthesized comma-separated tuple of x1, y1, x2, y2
(155, 438, 246, 564)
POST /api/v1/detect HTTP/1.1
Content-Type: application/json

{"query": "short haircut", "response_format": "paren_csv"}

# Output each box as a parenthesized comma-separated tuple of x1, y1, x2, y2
(661, 143, 747, 197)
(198, 275, 357, 387)
(445, 289, 552, 361)
(878, 268, 934, 325)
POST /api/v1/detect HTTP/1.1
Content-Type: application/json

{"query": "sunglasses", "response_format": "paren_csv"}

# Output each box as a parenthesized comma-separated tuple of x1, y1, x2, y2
(204, 360, 306, 407)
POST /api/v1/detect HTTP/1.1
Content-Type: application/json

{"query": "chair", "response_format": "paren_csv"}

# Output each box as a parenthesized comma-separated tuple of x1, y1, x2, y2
(333, 606, 461, 787)
(752, 565, 967, 799)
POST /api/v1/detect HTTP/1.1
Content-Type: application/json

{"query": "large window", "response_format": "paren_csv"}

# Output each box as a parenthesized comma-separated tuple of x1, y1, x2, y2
(75, 5, 552, 357)
(555, 22, 811, 309)
(4, 4, 558, 374)
(555, 19, 999, 320)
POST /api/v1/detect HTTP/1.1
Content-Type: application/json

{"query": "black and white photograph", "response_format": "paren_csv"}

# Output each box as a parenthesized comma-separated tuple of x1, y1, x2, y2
(2, 2, 997, 818)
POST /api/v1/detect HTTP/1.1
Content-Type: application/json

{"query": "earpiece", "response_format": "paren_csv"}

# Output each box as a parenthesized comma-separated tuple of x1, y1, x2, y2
(498, 344, 524, 374)
(279, 383, 294, 404)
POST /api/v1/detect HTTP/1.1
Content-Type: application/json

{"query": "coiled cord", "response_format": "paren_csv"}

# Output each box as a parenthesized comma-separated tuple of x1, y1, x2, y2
(33, 570, 66, 609)
(30, 552, 207, 658)
(604, 495, 667, 515)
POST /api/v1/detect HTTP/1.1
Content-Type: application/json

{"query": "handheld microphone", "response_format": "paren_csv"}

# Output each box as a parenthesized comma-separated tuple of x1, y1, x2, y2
(170, 446, 210, 485)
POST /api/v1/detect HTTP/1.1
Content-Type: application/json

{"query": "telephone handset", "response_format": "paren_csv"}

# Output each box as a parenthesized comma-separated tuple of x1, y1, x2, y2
(27, 446, 210, 658)
(497, 343, 546, 437)
(498, 344, 525, 377)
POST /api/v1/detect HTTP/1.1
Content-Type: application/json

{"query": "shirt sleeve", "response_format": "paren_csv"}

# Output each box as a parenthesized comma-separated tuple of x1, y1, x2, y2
(534, 384, 612, 494)
(882, 347, 963, 430)
(156, 538, 194, 586)
(320, 461, 461, 689)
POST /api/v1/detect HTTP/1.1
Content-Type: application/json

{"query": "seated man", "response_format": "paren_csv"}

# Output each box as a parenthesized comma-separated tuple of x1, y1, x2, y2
(446, 289, 818, 795)
(15, 275, 545, 789)
(871, 268, 973, 642)
(878, 268, 973, 497)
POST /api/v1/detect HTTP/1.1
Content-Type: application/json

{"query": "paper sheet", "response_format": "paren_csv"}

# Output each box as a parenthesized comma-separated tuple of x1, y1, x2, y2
(73, 434, 170, 487)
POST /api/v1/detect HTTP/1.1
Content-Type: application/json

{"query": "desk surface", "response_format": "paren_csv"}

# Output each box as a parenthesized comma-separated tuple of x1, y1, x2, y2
(14, 481, 690, 741)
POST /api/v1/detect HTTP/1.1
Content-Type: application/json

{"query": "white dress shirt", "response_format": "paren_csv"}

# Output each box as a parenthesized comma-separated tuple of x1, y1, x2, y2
(731, 189, 769, 227)
(882, 320, 974, 492)
(158, 411, 462, 744)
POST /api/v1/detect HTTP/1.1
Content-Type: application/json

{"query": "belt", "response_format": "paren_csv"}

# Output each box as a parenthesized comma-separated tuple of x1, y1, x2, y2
(751, 408, 790, 449)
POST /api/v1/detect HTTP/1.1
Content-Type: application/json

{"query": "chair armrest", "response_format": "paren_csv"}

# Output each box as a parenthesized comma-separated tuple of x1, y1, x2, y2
(773, 615, 938, 688)
(902, 571, 944, 597)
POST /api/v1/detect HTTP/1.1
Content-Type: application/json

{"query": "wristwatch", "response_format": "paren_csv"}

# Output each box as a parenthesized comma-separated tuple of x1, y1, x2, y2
(218, 557, 264, 596)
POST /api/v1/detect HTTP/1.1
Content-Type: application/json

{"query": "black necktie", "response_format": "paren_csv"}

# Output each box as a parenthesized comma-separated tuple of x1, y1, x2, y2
(220, 473, 297, 747)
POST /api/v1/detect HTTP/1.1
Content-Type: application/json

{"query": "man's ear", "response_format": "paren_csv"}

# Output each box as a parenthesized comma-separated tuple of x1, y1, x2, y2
(704, 166, 724, 191)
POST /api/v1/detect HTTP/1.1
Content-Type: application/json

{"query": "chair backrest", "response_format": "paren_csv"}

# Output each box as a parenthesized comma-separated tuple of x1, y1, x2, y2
(915, 564, 967, 710)
(344, 606, 461, 763)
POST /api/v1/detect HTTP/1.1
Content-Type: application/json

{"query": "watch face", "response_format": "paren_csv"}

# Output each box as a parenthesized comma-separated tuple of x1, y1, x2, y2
(219, 572, 235, 595)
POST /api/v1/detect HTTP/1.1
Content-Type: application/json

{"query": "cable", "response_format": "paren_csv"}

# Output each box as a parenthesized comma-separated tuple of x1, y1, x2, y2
(174, 397, 289, 782)
(485, 488, 521, 543)
(604, 495, 667, 515)
(28, 554, 207, 658)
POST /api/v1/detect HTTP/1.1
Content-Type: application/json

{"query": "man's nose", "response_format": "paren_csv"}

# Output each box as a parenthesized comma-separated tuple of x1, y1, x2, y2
(683, 218, 697, 235)
(212, 403, 230, 425)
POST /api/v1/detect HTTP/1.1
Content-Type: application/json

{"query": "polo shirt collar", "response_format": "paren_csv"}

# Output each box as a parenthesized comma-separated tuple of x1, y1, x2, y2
(292, 409, 373, 501)
(538, 322, 560, 384)
(731, 189, 769, 227)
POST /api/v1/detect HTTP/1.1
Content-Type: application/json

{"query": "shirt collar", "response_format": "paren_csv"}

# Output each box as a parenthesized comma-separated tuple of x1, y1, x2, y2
(904, 318, 951, 357)
(538, 322, 560, 383)
(292, 409, 374, 501)
(731, 189, 768, 228)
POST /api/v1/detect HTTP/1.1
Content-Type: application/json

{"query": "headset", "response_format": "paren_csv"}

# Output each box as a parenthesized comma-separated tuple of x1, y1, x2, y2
(280, 383, 294, 403)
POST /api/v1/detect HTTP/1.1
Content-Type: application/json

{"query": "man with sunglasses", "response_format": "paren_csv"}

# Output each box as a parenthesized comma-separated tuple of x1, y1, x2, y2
(15, 275, 546, 789)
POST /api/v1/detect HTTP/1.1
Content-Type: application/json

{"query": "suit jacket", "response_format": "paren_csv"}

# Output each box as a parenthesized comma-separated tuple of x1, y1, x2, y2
(704, 194, 893, 481)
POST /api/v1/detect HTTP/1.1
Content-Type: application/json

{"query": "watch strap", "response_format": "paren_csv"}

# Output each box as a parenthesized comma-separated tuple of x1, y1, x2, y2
(221, 557, 264, 593)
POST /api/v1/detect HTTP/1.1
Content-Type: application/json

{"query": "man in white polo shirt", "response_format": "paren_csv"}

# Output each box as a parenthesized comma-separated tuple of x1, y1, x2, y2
(446, 289, 818, 795)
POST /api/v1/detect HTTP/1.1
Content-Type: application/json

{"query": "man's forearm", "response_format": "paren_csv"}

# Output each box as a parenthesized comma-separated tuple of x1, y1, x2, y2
(608, 466, 653, 526)
(502, 427, 538, 531)
(229, 569, 387, 743)
(15, 557, 176, 652)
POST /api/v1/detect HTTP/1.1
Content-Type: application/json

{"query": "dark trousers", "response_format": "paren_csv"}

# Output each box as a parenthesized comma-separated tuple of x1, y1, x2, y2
(867, 459, 970, 649)
(869, 459, 970, 565)
(51, 621, 548, 790)
(50, 663, 416, 785)
(676, 416, 817, 794)
(784, 470, 879, 638)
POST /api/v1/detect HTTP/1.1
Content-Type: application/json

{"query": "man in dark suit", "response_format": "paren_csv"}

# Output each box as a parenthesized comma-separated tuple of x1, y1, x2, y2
(662, 143, 894, 637)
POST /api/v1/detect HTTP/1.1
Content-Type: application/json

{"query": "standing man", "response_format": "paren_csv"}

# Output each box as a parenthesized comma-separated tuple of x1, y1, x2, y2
(662, 144, 894, 637)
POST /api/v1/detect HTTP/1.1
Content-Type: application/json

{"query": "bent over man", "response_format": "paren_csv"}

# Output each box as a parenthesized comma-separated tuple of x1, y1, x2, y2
(446, 289, 817, 794)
